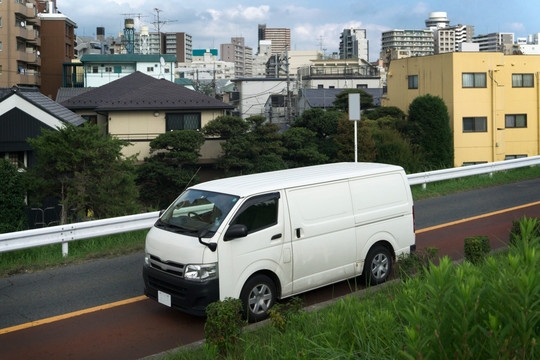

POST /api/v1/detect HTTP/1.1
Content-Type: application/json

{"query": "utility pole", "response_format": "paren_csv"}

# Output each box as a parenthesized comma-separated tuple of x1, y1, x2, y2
(285, 46, 292, 124)
(152, 8, 177, 53)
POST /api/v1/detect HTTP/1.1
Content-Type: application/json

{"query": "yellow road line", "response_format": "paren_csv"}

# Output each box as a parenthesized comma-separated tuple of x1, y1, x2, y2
(0, 295, 147, 335)
(416, 200, 540, 234)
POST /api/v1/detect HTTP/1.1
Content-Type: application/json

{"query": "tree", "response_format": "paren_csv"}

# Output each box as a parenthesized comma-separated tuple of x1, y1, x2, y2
(333, 118, 377, 163)
(407, 95, 454, 169)
(27, 124, 140, 224)
(282, 127, 328, 168)
(0, 160, 27, 233)
(364, 106, 406, 121)
(292, 108, 343, 159)
(332, 89, 374, 112)
(204, 115, 286, 175)
(136, 130, 205, 209)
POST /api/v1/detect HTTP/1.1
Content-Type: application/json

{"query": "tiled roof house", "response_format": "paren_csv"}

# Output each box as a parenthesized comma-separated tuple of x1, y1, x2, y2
(61, 71, 233, 162)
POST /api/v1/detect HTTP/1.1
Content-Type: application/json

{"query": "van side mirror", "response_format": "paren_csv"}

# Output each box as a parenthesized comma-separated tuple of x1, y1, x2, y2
(224, 224, 248, 241)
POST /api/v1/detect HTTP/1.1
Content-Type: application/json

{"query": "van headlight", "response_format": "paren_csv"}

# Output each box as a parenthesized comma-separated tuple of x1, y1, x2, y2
(184, 263, 218, 281)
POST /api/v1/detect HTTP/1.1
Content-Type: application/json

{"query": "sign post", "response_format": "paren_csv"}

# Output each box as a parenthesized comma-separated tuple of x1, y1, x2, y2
(348, 93, 361, 162)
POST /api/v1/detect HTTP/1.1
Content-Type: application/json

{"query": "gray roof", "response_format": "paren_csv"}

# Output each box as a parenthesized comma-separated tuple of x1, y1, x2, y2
(0, 87, 85, 126)
(55, 87, 95, 104)
(61, 71, 234, 112)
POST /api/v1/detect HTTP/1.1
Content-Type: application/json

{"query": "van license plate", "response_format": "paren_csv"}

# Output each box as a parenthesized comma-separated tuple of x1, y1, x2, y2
(158, 291, 171, 307)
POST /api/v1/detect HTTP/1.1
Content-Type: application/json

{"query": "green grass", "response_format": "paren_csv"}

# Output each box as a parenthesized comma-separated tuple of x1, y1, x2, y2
(0, 230, 147, 277)
(1, 165, 539, 279)
(411, 165, 540, 200)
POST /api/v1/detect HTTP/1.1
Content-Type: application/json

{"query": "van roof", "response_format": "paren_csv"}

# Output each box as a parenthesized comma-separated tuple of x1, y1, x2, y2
(190, 162, 404, 197)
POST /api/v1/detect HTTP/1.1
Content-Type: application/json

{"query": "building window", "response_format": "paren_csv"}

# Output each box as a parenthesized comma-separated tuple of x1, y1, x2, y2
(505, 114, 527, 128)
(317, 84, 324, 89)
(505, 155, 527, 160)
(462, 73, 486, 88)
(82, 115, 97, 125)
(105, 66, 112, 72)
(463, 117, 487, 132)
(114, 66, 122, 73)
(356, 84, 367, 89)
(166, 113, 201, 131)
(512, 74, 534, 88)
(1, 152, 25, 168)
(0, 17, 3, 27)
(0, 65, 2, 74)
(408, 75, 418, 89)
(92, 66, 98, 73)
(0, 41, 2, 51)
(147, 67, 154, 72)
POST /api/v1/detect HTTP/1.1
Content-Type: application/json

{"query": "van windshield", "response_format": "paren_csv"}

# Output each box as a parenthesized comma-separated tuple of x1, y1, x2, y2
(157, 189, 239, 236)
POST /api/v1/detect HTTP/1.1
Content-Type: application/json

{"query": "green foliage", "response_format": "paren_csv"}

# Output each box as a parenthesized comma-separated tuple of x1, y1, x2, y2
(281, 127, 328, 168)
(407, 94, 454, 168)
(464, 236, 491, 264)
(395, 247, 438, 280)
(331, 89, 374, 112)
(0, 159, 27, 233)
(364, 106, 406, 121)
(204, 298, 245, 357)
(136, 130, 204, 209)
(211, 115, 286, 175)
(292, 108, 341, 139)
(27, 124, 140, 223)
(510, 216, 540, 244)
(202, 115, 250, 139)
(268, 297, 304, 332)
(333, 118, 377, 162)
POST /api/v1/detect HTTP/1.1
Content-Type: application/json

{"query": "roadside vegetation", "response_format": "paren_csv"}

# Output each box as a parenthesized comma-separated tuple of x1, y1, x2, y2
(167, 217, 540, 360)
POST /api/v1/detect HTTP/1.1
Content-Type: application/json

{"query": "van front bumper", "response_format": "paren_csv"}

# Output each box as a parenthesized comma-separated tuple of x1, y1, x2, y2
(143, 263, 219, 317)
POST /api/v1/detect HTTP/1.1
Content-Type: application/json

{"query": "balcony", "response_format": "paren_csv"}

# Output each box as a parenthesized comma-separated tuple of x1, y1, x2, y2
(14, 1, 36, 18)
(16, 70, 41, 87)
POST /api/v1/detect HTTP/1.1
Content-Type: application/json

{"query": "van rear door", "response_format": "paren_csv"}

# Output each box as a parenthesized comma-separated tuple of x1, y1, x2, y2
(286, 181, 356, 294)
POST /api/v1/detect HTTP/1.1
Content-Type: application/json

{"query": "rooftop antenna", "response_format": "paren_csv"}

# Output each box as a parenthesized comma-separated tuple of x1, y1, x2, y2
(152, 8, 178, 34)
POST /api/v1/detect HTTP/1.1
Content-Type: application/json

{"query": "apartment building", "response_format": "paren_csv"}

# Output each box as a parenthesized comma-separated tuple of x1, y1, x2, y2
(339, 28, 369, 61)
(220, 37, 253, 77)
(0, 0, 42, 88)
(435, 25, 475, 54)
(473, 32, 514, 52)
(134, 30, 192, 62)
(37, 1, 77, 99)
(381, 29, 434, 58)
(383, 52, 540, 166)
(259, 25, 291, 55)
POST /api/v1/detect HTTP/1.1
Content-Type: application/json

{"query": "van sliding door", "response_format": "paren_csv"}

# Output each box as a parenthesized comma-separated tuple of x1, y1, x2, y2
(286, 181, 356, 294)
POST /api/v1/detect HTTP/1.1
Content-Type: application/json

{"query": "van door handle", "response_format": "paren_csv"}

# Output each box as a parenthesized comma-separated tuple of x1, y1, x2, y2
(296, 228, 301, 238)
(271, 233, 282, 240)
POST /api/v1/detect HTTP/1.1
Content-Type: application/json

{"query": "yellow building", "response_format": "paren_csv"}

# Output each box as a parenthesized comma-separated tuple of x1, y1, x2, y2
(383, 52, 540, 166)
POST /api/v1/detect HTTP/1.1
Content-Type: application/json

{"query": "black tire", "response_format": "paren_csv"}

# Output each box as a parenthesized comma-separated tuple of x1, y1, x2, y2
(363, 245, 392, 285)
(240, 274, 276, 323)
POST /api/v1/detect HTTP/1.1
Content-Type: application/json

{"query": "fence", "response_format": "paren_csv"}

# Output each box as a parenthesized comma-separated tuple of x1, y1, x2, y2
(1, 156, 539, 256)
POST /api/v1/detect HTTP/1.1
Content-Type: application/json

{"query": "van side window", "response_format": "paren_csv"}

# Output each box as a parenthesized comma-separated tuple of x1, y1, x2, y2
(231, 193, 279, 233)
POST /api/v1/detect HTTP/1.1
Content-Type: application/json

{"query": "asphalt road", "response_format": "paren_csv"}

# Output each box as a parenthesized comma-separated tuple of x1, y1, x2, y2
(1, 177, 540, 330)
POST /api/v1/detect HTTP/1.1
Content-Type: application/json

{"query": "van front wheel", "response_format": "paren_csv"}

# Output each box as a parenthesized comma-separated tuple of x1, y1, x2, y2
(364, 245, 392, 285)
(240, 274, 276, 323)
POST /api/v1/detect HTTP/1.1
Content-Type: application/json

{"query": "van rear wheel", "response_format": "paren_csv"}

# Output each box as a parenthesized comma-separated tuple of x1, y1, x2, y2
(240, 274, 276, 323)
(364, 245, 392, 285)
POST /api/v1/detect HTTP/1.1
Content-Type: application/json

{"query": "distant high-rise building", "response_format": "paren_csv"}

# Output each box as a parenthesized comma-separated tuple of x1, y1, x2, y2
(381, 29, 434, 58)
(435, 25, 475, 53)
(339, 28, 369, 61)
(0, 0, 44, 89)
(473, 32, 514, 52)
(133, 31, 192, 62)
(260, 27, 291, 55)
(425, 12, 450, 30)
(220, 37, 253, 77)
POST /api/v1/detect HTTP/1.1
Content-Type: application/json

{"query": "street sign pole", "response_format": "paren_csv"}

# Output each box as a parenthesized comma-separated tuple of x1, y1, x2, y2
(348, 93, 361, 163)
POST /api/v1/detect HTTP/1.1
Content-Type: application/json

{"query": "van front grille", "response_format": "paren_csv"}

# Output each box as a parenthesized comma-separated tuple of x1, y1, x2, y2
(149, 255, 185, 277)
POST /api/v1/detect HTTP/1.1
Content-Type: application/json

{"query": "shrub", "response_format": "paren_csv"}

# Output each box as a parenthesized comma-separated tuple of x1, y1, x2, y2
(204, 298, 245, 357)
(395, 247, 438, 280)
(464, 236, 491, 264)
(268, 297, 304, 332)
(510, 216, 540, 244)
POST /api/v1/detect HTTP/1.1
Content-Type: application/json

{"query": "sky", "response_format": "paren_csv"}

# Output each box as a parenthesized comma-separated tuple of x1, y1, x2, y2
(56, 0, 540, 61)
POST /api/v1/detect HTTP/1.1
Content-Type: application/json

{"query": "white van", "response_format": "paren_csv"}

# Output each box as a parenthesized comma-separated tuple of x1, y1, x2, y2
(143, 162, 415, 322)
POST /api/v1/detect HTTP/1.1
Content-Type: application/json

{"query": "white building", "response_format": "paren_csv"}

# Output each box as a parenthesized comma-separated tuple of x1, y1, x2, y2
(80, 54, 176, 87)
(339, 28, 369, 61)
(177, 49, 235, 81)
(230, 78, 290, 119)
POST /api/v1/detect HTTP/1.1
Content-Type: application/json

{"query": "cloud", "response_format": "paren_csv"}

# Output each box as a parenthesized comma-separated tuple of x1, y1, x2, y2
(207, 5, 270, 22)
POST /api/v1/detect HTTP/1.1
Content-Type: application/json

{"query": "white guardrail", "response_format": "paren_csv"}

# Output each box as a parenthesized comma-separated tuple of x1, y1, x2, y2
(1, 156, 540, 256)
